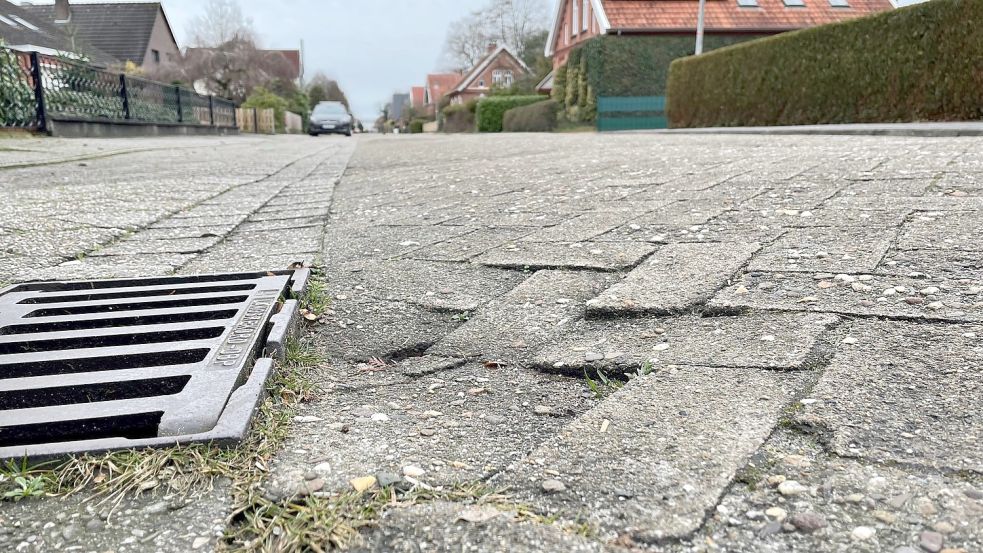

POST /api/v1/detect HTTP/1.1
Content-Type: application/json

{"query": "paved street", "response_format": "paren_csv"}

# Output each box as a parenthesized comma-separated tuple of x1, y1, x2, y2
(1, 133, 981, 552)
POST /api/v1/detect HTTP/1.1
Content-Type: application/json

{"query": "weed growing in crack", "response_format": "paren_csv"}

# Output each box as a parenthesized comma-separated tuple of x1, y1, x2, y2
(301, 275, 331, 316)
(0, 473, 46, 501)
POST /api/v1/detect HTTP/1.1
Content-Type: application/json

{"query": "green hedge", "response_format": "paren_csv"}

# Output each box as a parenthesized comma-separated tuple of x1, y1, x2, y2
(557, 34, 760, 124)
(475, 95, 544, 132)
(667, 0, 983, 128)
(409, 118, 426, 134)
(441, 103, 475, 133)
(503, 99, 559, 132)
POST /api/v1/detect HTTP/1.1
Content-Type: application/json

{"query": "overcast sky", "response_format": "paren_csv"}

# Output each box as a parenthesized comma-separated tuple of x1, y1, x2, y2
(32, 0, 506, 122)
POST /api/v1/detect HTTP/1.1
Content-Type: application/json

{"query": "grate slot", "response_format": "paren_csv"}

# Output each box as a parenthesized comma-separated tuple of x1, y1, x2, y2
(19, 284, 257, 304)
(9, 272, 286, 293)
(0, 348, 210, 379)
(0, 327, 225, 355)
(0, 310, 239, 335)
(25, 295, 249, 318)
(0, 375, 191, 410)
(0, 412, 164, 448)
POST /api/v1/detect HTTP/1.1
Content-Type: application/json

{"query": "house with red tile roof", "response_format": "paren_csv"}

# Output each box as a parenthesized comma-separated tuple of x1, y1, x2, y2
(410, 86, 427, 109)
(445, 43, 530, 106)
(546, 0, 895, 69)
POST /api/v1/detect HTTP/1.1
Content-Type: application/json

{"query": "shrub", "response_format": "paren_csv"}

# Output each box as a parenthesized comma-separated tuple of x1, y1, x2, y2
(551, 65, 567, 106)
(503, 100, 559, 132)
(667, 0, 983, 128)
(441, 103, 475, 133)
(242, 86, 289, 133)
(409, 118, 426, 134)
(474, 95, 544, 132)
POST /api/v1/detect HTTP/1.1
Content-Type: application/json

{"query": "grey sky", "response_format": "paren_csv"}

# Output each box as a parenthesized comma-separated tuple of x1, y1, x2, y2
(36, 0, 502, 122)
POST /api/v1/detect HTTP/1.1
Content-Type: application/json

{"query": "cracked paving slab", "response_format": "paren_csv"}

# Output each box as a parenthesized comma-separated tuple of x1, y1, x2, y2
(495, 367, 809, 543)
(796, 319, 983, 473)
(586, 242, 761, 315)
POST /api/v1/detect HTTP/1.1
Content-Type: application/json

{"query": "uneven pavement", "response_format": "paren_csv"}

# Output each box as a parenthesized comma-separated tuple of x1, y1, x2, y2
(0, 133, 981, 552)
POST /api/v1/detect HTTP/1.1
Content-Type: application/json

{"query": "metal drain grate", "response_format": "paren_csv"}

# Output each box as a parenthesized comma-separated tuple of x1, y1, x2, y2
(0, 269, 309, 460)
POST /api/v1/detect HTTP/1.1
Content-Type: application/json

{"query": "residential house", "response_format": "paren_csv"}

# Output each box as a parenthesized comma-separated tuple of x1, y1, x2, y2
(445, 43, 530, 106)
(423, 72, 460, 115)
(0, 0, 114, 63)
(410, 86, 426, 109)
(545, 0, 896, 69)
(22, 0, 180, 70)
(264, 48, 302, 84)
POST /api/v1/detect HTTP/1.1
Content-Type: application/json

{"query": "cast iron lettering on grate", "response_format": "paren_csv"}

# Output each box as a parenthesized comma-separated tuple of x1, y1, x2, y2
(0, 270, 309, 460)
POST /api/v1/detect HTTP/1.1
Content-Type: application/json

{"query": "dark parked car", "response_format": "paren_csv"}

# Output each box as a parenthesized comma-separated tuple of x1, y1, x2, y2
(309, 101, 353, 136)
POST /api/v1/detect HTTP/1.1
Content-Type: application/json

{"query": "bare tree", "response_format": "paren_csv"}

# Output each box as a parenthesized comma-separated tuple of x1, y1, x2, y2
(441, 0, 549, 70)
(183, 37, 294, 102)
(307, 72, 350, 109)
(441, 10, 492, 71)
(187, 0, 255, 47)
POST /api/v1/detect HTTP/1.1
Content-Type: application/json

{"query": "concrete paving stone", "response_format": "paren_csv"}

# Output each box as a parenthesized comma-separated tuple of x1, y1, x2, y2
(223, 226, 325, 254)
(128, 225, 237, 240)
(878, 248, 983, 281)
(676, 429, 983, 553)
(797, 319, 983, 473)
(54, 208, 174, 231)
(266, 362, 597, 494)
(323, 224, 471, 264)
(497, 368, 809, 543)
(1, 227, 126, 259)
(788, 207, 913, 228)
(897, 211, 983, 251)
(151, 214, 247, 229)
(442, 211, 571, 228)
(520, 212, 638, 243)
(234, 219, 324, 233)
(533, 312, 839, 375)
(16, 253, 194, 281)
(587, 242, 761, 315)
(635, 198, 736, 226)
(429, 270, 615, 363)
(747, 227, 897, 274)
(312, 294, 463, 362)
(407, 227, 536, 262)
(710, 272, 983, 322)
(0, 485, 232, 553)
(327, 259, 524, 312)
(248, 206, 329, 222)
(90, 236, 223, 256)
(170, 203, 258, 218)
(354, 502, 623, 553)
(178, 250, 315, 274)
(740, 181, 842, 211)
(475, 241, 656, 272)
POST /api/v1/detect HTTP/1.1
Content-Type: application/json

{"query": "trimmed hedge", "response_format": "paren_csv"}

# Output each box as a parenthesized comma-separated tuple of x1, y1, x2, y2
(441, 103, 475, 133)
(557, 34, 761, 124)
(475, 95, 544, 132)
(409, 119, 426, 134)
(667, 0, 983, 128)
(503, 100, 559, 132)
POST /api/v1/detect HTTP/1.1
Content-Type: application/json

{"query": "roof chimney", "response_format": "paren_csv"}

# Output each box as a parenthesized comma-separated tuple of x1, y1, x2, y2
(487, 42, 498, 54)
(54, 0, 71, 22)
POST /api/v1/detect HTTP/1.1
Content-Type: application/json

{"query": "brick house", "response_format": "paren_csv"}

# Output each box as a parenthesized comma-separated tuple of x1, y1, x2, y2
(23, 0, 180, 71)
(545, 0, 895, 69)
(446, 44, 530, 105)
(424, 73, 460, 114)
(410, 86, 426, 109)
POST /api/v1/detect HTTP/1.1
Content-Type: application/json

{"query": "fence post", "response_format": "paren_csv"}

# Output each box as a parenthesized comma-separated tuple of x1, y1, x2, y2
(253, 108, 258, 134)
(28, 52, 47, 134)
(232, 104, 238, 129)
(175, 85, 183, 123)
(208, 95, 215, 126)
(119, 74, 130, 120)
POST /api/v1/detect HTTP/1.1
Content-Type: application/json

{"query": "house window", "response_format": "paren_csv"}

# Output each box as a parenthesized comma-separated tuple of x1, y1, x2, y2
(152, 49, 161, 63)
(572, 0, 579, 36)
(783, 0, 805, 5)
(829, 0, 849, 5)
(582, 0, 589, 31)
(492, 69, 514, 88)
(479, 79, 485, 87)
(737, 0, 759, 5)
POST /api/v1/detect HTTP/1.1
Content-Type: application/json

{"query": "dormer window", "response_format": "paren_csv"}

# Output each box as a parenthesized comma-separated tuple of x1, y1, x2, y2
(783, 0, 805, 6)
(829, 0, 849, 6)
(737, 0, 759, 6)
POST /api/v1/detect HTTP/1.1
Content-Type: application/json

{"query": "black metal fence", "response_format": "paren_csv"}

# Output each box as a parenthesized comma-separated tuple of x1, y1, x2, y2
(0, 46, 237, 132)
